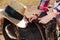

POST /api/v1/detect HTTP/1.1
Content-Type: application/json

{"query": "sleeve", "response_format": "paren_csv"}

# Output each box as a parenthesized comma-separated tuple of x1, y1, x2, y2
(54, 3, 60, 12)
(37, 0, 50, 11)
(56, 5, 60, 12)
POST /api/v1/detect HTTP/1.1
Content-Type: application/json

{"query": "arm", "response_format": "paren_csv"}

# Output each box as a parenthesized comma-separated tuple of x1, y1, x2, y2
(38, 9, 60, 24)
(29, 0, 50, 22)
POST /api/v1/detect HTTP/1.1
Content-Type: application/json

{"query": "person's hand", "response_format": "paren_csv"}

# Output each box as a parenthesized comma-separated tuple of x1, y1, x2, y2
(38, 16, 50, 24)
(29, 15, 37, 22)
(53, 9, 60, 15)
(29, 10, 42, 22)
(38, 13, 55, 24)
(58, 37, 60, 40)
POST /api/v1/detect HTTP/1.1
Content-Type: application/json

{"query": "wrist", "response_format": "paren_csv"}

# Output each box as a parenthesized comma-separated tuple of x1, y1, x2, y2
(33, 14, 39, 18)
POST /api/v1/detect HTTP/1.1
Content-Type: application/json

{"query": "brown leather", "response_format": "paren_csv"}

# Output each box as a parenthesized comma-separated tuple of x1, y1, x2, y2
(0, 18, 4, 25)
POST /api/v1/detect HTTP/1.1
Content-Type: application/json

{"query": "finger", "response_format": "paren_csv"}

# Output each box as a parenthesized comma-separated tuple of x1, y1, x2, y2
(38, 18, 41, 20)
(39, 20, 47, 24)
(39, 20, 42, 23)
(29, 18, 34, 22)
(29, 17, 33, 22)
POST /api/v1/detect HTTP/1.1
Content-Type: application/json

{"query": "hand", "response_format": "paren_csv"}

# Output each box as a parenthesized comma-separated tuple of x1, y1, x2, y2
(29, 15, 37, 22)
(38, 17, 50, 24)
(58, 37, 60, 40)
(38, 13, 55, 24)
(53, 9, 60, 15)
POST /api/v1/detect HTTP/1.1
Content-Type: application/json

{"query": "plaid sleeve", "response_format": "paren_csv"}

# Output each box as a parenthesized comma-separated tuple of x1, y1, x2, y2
(55, 5, 60, 12)
(38, 0, 50, 11)
(57, 6, 60, 12)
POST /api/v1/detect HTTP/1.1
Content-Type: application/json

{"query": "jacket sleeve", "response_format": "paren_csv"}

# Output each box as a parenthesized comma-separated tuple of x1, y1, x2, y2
(56, 5, 60, 12)
(38, 0, 50, 11)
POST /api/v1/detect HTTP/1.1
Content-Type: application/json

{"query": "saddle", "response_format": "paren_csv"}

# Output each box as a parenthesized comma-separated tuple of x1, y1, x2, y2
(3, 6, 57, 40)
(2, 0, 57, 40)
(4, 18, 56, 40)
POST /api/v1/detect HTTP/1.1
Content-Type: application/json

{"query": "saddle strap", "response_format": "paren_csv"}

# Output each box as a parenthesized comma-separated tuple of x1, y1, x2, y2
(34, 22, 45, 40)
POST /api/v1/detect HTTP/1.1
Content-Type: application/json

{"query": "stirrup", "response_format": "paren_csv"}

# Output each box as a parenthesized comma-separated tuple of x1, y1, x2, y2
(5, 24, 17, 39)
